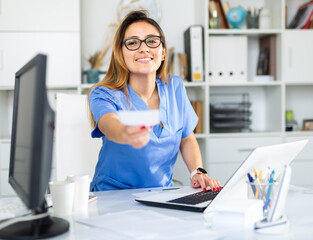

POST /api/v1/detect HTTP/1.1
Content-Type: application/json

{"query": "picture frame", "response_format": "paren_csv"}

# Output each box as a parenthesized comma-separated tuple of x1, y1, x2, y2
(302, 119, 313, 131)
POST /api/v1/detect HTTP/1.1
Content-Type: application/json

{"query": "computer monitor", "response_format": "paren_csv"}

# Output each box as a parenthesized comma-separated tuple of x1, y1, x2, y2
(0, 54, 69, 239)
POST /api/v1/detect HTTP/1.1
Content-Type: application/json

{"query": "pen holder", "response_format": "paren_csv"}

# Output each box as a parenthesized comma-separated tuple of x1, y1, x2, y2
(246, 180, 278, 218)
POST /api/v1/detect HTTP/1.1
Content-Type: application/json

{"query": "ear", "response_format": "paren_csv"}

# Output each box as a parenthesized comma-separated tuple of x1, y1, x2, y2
(162, 48, 166, 61)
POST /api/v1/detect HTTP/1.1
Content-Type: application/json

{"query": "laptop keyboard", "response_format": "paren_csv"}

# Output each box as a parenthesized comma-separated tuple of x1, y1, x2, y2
(167, 189, 221, 205)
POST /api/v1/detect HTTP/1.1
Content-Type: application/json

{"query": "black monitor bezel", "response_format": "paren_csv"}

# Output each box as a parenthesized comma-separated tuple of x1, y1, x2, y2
(9, 54, 48, 210)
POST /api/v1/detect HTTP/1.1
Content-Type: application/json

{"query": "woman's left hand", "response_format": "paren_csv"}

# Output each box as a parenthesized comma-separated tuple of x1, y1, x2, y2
(191, 174, 221, 192)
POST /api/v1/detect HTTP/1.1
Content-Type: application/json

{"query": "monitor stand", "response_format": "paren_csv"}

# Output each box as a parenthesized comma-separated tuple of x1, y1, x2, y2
(0, 203, 69, 239)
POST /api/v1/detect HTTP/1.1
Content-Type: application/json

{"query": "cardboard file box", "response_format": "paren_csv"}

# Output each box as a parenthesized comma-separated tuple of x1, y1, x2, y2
(209, 36, 247, 83)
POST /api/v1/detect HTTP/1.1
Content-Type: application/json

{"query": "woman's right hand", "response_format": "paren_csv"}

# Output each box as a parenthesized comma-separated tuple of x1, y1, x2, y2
(121, 125, 152, 149)
(98, 113, 152, 148)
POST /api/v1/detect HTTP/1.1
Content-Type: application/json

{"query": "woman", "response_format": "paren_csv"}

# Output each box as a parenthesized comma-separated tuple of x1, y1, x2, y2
(88, 10, 221, 192)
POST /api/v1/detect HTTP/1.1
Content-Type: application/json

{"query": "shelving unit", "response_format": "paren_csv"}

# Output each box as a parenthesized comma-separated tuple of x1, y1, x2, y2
(1, 0, 313, 197)
(173, 0, 313, 187)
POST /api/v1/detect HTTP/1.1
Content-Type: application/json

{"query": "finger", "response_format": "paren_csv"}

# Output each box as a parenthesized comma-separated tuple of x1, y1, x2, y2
(196, 175, 207, 191)
(124, 125, 143, 135)
(191, 179, 199, 188)
(124, 127, 151, 142)
(205, 177, 220, 191)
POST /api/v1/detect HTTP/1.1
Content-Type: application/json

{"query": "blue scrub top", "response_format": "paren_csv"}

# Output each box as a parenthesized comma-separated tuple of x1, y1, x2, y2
(89, 75, 198, 191)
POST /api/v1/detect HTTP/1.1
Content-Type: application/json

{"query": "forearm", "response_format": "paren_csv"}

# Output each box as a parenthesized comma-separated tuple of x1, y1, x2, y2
(98, 113, 127, 144)
(180, 132, 203, 173)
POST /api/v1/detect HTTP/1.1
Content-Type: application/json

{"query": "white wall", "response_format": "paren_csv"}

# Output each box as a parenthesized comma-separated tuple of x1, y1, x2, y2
(81, 0, 198, 74)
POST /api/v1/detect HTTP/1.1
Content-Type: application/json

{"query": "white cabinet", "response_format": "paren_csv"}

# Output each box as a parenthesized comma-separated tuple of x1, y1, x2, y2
(0, 0, 81, 197)
(285, 136, 313, 187)
(285, 31, 313, 83)
(0, 0, 79, 31)
(0, 32, 80, 87)
(207, 137, 282, 184)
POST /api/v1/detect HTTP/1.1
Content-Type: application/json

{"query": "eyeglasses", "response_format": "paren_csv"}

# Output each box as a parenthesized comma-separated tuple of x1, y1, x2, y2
(123, 36, 162, 51)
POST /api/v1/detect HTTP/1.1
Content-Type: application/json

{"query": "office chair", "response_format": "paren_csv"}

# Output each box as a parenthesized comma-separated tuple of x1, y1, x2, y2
(55, 93, 101, 181)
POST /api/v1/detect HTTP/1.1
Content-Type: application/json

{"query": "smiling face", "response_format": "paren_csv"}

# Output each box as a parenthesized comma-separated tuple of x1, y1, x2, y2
(122, 21, 165, 80)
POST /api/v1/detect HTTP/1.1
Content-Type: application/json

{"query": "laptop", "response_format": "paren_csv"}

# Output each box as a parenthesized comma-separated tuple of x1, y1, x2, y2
(136, 140, 308, 213)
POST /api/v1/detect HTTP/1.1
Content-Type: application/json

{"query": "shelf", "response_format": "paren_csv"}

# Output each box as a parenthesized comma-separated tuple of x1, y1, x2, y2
(285, 82, 313, 86)
(0, 138, 11, 144)
(47, 85, 79, 90)
(285, 29, 313, 32)
(0, 85, 80, 91)
(81, 82, 207, 90)
(285, 131, 313, 137)
(0, 86, 14, 90)
(208, 29, 282, 36)
(80, 84, 94, 90)
(194, 133, 208, 139)
(209, 81, 282, 87)
(183, 81, 206, 87)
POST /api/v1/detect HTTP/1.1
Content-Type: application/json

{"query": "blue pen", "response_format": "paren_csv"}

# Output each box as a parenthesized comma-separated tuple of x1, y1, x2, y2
(266, 177, 274, 202)
(247, 173, 256, 194)
(263, 199, 271, 211)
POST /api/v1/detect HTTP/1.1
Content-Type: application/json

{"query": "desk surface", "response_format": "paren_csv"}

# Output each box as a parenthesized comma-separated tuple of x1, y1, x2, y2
(45, 186, 313, 240)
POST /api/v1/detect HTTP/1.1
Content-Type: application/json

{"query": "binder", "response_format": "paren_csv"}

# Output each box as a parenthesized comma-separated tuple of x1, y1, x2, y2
(184, 25, 204, 81)
(209, 36, 247, 83)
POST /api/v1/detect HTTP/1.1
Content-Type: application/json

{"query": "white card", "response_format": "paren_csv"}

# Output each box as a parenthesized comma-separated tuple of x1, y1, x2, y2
(117, 110, 160, 126)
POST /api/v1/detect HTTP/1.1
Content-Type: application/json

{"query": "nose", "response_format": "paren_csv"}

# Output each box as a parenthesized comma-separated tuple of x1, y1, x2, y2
(139, 42, 150, 52)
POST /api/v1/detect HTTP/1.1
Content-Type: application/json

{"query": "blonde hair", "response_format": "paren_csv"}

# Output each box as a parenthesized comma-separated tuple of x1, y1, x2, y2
(87, 10, 169, 128)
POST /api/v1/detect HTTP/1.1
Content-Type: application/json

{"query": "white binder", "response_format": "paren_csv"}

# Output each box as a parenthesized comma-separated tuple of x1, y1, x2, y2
(209, 36, 248, 83)
(184, 25, 204, 81)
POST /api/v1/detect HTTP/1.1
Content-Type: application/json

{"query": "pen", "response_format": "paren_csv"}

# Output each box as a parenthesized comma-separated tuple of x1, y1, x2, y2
(162, 187, 180, 191)
(254, 170, 260, 199)
(263, 199, 271, 211)
(258, 170, 262, 183)
(266, 177, 274, 202)
(247, 173, 256, 194)
(254, 170, 258, 180)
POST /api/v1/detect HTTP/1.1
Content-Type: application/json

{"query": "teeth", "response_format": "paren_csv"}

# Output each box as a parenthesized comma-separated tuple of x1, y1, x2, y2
(137, 58, 151, 62)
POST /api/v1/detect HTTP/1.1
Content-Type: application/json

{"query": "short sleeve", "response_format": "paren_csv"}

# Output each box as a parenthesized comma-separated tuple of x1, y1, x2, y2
(89, 86, 122, 138)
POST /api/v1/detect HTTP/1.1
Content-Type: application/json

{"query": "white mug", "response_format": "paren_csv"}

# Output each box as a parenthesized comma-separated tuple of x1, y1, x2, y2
(66, 174, 90, 212)
(49, 180, 75, 216)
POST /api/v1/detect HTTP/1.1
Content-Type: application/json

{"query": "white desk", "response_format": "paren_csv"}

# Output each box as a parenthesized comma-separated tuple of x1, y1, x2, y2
(46, 186, 313, 240)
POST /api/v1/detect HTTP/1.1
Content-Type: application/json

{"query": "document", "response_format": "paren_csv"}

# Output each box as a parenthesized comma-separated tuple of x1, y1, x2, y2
(117, 110, 159, 126)
(76, 210, 220, 239)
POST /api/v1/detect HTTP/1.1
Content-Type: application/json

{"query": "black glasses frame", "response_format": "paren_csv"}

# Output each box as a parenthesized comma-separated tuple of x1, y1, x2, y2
(122, 36, 162, 51)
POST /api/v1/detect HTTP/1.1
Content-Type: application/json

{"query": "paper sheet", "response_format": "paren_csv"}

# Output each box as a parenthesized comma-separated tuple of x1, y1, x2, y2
(76, 209, 220, 239)
(117, 110, 159, 126)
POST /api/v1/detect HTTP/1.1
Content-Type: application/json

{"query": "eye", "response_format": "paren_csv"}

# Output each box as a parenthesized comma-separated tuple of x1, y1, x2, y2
(126, 39, 139, 46)
(146, 38, 156, 44)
